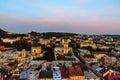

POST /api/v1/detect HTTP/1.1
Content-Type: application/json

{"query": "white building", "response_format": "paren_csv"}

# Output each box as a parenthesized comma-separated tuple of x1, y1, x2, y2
(2, 38, 17, 44)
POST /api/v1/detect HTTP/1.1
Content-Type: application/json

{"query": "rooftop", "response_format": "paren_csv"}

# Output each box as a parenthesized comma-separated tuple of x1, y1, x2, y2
(92, 51, 111, 54)
(84, 70, 98, 79)
(39, 70, 53, 78)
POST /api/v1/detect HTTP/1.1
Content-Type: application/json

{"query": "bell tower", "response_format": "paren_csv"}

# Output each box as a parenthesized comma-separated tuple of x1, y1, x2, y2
(31, 46, 43, 58)
(63, 39, 68, 54)
(21, 49, 27, 58)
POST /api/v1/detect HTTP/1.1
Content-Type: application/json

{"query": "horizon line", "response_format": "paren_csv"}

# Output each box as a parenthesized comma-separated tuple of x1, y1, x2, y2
(1, 28, 120, 35)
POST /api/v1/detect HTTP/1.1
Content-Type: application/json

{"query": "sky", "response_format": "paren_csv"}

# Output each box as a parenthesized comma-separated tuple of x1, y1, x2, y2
(0, 0, 120, 34)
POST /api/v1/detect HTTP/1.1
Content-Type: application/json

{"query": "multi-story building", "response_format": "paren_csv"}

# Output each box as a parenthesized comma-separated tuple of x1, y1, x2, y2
(31, 46, 43, 59)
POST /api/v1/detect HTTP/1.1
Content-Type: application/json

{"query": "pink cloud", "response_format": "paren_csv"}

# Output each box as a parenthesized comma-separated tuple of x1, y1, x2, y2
(0, 13, 120, 34)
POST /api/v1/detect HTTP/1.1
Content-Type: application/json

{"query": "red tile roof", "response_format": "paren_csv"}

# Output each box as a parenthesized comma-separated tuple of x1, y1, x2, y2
(104, 72, 120, 80)
(0, 45, 5, 49)
(61, 68, 69, 78)
(68, 65, 84, 76)
(61, 62, 84, 78)
(57, 54, 64, 60)
(92, 51, 111, 54)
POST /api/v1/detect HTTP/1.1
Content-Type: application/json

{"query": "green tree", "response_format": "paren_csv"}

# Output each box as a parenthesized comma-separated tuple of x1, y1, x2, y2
(69, 40, 80, 49)
(68, 49, 74, 56)
(3, 42, 12, 47)
(0, 39, 3, 45)
(13, 39, 31, 51)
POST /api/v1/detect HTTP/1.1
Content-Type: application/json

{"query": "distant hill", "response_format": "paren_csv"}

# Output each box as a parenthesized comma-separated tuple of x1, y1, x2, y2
(103, 35, 120, 39)
(0, 28, 7, 33)
(0, 28, 77, 39)
(0, 28, 25, 38)
(41, 32, 77, 39)
(28, 31, 77, 39)
(0, 28, 120, 39)
(0, 28, 7, 38)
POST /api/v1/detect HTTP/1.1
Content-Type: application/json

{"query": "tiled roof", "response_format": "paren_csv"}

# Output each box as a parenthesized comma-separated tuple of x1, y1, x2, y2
(92, 51, 111, 54)
(16, 78, 28, 80)
(0, 68, 7, 74)
(61, 61, 84, 78)
(39, 70, 53, 78)
(104, 72, 120, 80)
(57, 55, 64, 60)
(84, 71, 98, 79)
(61, 68, 69, 78)
(12, 75, 20, 80)
(68, 65, 84, 76)
(83, 54, 95, 58)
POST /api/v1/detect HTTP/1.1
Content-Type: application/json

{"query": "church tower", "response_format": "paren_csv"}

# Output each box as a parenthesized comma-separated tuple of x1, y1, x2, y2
(21, 49, 27, 58)
(63, 39, 68, 54)
(31, 46, 43, 58)
(31, 46, 41, 55)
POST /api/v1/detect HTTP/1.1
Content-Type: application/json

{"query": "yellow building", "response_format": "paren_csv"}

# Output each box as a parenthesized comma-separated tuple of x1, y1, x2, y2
(62, 39, 69, 54)
(31, 47, 41, 54)
(104, 57, 117, 64)
(21, 49, 27, 58)
(80, 42, 97, 49)
(31, 46, 43, 58)
(64, 42, 68, 54)
(99, 46, 109, 49)
(80, 37, 97, 49)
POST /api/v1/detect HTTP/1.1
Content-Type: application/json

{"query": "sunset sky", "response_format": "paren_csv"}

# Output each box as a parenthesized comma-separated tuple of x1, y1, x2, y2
(0, 0, 120, 34)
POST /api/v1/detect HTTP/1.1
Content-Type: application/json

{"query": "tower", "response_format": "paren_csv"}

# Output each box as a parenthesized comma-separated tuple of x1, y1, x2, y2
(63, 39, 68, 54)
(21, 49, 27, 58)
(31, 46, 41, 54)
(31, 46, 43, 58)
